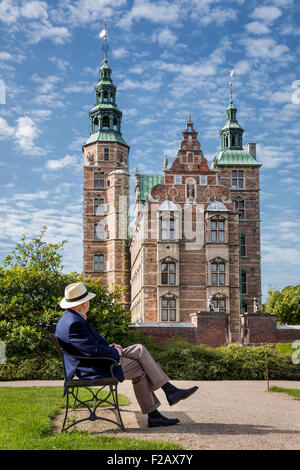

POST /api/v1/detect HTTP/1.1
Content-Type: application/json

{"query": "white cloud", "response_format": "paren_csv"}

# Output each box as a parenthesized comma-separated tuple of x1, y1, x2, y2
(16, 116, 41, 154)
(0, 117, 14, 139)
(118, 0, 180, 30)
(46, 154, 79, 171)
(20, 1, 48, 20)
(256, 144, 293, 169)
(112, 47, 129, 59)
(153, 28, 177, 47)
(12, 190, 49, 201)
(60, 0, 126, 26)
(0, 51, 13, 61)
(245, 21, 270, 35)
(28, 20, 71, 44)
(49, 56, 71, 72)
(241, 37, 289, 59)
(0, 0, 49, 24)
(262, 244, 300, 265)
(250, 6, 282, 23)
(0, 0, 20, 24)
(118, 77, 162, 91)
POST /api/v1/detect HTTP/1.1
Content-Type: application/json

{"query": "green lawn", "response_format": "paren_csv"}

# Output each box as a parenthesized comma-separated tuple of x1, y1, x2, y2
(269, 386, 300, 400)
(0, 387, 183, 450)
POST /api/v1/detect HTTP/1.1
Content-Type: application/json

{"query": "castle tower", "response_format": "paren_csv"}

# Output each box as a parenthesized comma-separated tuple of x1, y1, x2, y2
(82, 56, 130, 307)
(212, 98, 262, 337)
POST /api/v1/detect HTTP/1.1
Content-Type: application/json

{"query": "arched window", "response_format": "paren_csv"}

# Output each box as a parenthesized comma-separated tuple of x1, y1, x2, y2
(102, 115, 109, 129)
(161, 259, 176, 285)
(212, 294, 226, 313)
(93, 117, 99, 132)
(161, 295, 176, 321)
(94, 253, 105, 272)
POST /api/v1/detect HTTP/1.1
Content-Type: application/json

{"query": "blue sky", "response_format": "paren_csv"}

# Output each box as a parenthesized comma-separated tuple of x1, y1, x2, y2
(0, 0, 299, 301)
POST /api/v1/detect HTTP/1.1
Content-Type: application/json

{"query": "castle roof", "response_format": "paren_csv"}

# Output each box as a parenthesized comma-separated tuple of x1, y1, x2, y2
(207, 200, 228, 212)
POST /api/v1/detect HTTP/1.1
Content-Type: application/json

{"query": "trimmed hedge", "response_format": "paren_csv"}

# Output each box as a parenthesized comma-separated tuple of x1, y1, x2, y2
(1, 339, 299, 382)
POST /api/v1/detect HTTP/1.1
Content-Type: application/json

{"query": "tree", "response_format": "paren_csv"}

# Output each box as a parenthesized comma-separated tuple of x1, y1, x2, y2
(264, 285, 300, 325)
(3, 226, 67, 273)
(0, 228, 133, 358)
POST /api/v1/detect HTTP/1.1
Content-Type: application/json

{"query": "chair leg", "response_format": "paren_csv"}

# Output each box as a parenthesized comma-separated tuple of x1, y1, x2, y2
(111, 385, 126, 431)
(62, 388, 70, 432)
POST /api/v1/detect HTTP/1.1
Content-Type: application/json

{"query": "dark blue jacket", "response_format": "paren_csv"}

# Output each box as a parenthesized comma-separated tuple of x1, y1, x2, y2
(55, 309, 124, 382)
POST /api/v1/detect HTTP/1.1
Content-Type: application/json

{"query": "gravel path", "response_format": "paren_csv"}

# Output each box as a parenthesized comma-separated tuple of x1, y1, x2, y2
(1, 380, 300, 450)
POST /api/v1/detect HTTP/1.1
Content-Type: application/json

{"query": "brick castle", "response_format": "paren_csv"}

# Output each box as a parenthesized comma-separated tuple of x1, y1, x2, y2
(82, 56, 300, 347)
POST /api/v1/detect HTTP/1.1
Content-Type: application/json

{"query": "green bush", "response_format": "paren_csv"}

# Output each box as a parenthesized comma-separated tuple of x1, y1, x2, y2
(145, 339, 300, 381)
(1, 339, 299, 382)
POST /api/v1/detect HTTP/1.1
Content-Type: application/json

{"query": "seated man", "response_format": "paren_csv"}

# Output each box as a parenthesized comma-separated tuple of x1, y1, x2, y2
(56, 282, 198, 428)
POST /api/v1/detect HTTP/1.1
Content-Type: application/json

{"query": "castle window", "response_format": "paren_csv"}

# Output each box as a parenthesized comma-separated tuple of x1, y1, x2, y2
(94, 253, 104, 272)
(241, 272, 247, 294)
(211, 261, 226, 286)
(104, 148, 109, 161)
(94, 222, 105, 241)
(212, 296, 226, 313)
(161, 213, 175, 241)
(232, 170, 244, 189)
(94, 172, 104, 189)
(234, 199, 245, 219)
(241, 303, 248, 314)
(94, 198, 104, 215)
(175, 175, 182, 184)
(210, 218, 225, 242)
(161, 296, 176, 321)
(200, 175, 207, 185)
(240, 234, 246, 256)
(161, 261, 176, 285)
(103, 90, 108, 103)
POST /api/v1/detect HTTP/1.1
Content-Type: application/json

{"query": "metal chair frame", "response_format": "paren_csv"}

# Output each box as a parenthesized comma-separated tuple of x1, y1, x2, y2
(49, 334, 126, 432)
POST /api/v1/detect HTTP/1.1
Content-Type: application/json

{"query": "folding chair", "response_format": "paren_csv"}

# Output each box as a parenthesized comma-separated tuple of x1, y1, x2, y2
(49, 334, 126, 432)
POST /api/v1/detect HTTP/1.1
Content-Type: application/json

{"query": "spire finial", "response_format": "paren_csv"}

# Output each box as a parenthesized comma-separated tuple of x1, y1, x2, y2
(99, 24, 108, 59)
(229, 69, 234, 101)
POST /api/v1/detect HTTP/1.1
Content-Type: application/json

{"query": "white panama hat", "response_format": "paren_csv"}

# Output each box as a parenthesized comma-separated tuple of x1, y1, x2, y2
(59, 282, 96, 309)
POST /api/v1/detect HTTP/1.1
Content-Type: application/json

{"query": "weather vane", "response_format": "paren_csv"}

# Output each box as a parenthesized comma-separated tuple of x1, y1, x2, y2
(99, 24, 108, 59)
(229, 69, 234, 100)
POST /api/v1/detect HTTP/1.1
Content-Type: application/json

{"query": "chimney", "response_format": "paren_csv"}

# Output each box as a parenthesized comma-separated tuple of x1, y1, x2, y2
(248, 143, 256, 159)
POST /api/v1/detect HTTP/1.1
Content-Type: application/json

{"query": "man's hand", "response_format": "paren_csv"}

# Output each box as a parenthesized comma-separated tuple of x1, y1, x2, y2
(109, 343, 123, 356)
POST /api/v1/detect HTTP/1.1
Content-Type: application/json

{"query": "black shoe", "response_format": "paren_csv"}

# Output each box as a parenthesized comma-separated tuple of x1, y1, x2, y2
(148, 415, 180, 428)
(167, 386, 199, 406)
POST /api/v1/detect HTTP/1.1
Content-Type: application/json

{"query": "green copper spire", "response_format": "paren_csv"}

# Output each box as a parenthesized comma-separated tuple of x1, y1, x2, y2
(212, 98, 261, 168)
(220, 99, 244, 150)
(85, 57, 129, 147)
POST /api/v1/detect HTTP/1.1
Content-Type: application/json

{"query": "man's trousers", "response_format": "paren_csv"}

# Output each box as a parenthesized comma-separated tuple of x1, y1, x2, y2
(119, 343, 170, 414)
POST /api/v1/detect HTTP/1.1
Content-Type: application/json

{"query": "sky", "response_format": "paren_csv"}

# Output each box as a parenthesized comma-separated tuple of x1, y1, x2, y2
(0, 0, 299, 302)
